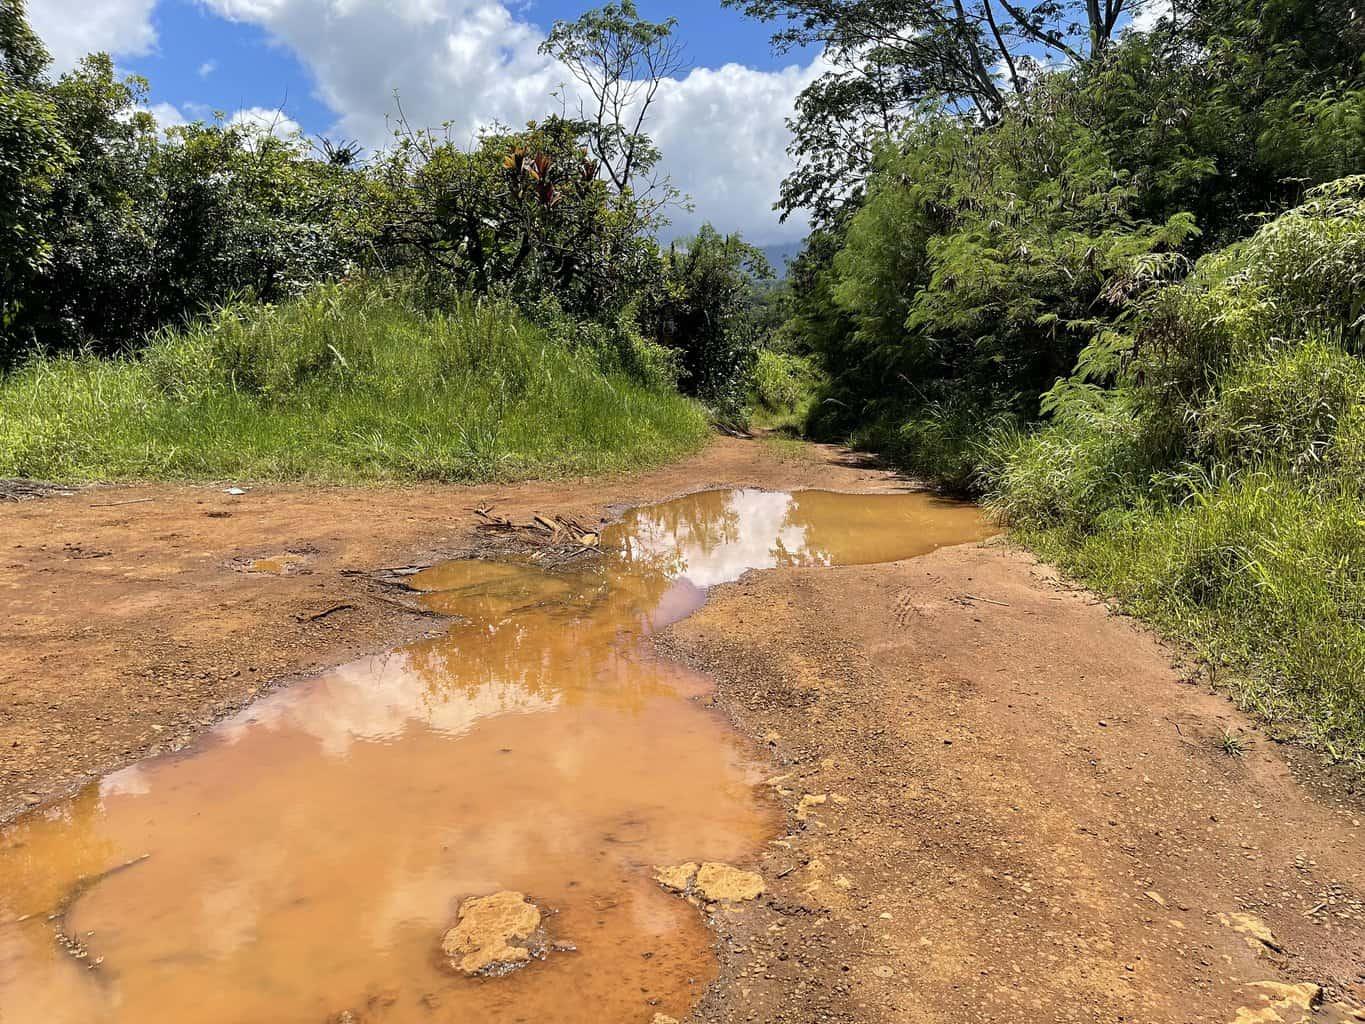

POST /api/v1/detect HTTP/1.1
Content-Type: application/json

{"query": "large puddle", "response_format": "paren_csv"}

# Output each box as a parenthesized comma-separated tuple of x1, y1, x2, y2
(0, 489, 994, 1023)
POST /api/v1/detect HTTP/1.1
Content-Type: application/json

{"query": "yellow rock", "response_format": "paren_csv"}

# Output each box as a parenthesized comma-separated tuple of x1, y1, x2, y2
(653, 863, 699, 893)
(1219, 912, 1284, 954)
(1231, 980, 1323, 1024)
(440, 891, 542, 975)
(652, 1016, 680, 1024)
(695, 862, 765, 902)
(796, 793, 827, 821)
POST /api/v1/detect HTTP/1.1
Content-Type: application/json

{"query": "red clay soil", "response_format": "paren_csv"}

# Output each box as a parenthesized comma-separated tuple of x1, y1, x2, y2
(660, 545, 1365, 1024)
(0, 438, 892, 820)
(2, 436, 1362, 1023)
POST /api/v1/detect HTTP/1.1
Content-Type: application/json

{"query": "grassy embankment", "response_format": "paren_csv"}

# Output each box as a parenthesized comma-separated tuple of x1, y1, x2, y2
(780, 182, 1365, 766)
(0, 282, 710, 484)
(981, 183, 1365, 765)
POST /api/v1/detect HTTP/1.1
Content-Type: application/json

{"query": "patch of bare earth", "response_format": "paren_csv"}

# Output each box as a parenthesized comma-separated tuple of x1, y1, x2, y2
(657, 544, 1365, 1023)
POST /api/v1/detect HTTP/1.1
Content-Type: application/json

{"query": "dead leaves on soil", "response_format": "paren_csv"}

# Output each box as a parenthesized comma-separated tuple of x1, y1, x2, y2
(471, 506, 601, 564)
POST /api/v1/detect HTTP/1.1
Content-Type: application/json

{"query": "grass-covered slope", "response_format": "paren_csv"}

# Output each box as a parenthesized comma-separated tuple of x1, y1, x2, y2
(0, 282, 710, 483)
(983, 179, 1365, 765)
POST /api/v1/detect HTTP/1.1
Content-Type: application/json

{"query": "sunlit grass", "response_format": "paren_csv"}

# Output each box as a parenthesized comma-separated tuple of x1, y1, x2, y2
(0, 282, 711, 484)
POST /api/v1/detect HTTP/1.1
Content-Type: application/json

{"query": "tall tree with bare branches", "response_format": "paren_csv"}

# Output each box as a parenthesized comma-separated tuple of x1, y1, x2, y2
(724, 0, 1135, 224)
(540, 1, 687, 223)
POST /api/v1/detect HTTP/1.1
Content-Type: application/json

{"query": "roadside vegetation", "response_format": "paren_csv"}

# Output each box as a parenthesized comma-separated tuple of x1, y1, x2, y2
(0, 1, 767, 484)
(733, 0, 1365, 762)
(0, 282, 707, 482)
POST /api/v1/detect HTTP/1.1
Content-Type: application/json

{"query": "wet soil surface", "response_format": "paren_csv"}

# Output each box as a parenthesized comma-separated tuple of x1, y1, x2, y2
(0, 481, 989, 1023)
(0, 439, 892, 821)
(2, 437, 1363, 1023)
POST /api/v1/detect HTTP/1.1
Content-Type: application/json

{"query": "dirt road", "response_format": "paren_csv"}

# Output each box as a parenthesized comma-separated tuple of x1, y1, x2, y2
(2, 437, 1362, 1022)
(663, 548, 1365, 1023)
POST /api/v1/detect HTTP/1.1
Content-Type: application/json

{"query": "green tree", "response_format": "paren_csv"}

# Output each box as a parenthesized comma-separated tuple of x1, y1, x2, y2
(21, 55, 160, 351)
(0, 0, 69, 359)
(149, 116, 361, 332)
(640, 225, 773, 404)
(366, 115, 657, 319)
(539, 0, 686, 223)
(724, 0, 1133, 224)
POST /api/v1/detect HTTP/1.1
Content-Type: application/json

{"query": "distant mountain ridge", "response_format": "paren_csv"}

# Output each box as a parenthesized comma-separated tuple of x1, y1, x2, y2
(761, 241, 803, 278)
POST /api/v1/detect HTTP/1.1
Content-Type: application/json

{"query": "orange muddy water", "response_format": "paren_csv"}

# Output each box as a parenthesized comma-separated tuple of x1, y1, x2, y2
(0, 489, 993, 1024)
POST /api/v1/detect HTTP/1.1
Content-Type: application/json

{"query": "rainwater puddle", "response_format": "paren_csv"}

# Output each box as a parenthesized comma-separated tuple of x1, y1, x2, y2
(0, 489, 994, 1024)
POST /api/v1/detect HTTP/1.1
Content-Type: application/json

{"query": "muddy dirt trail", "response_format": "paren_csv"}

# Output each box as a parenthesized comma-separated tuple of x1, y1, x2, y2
(1, 437, 1363, 1024)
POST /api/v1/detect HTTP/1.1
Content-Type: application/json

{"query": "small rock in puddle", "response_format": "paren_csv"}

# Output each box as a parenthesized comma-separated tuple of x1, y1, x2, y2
(653, 862, 765, 903)
(441, 891, 546, 976)
(654, 863, 700, 894)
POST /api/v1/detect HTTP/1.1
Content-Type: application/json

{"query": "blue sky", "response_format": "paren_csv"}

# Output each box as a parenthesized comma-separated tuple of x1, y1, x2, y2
(32, 0, 821, 243)
(116, 2, 813, 135)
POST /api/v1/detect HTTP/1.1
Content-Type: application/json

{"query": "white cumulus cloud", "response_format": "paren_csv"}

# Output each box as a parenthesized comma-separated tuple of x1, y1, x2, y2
(28, 0, 159, 71)
(1130, 0, 1176, 32)
(228, 104, 304, 138)
(146, 100, 188, 130)
(201, 0, 817, 242)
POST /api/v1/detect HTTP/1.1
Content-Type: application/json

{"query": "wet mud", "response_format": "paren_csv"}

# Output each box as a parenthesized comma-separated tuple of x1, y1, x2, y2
(0, 488, 992, 1024)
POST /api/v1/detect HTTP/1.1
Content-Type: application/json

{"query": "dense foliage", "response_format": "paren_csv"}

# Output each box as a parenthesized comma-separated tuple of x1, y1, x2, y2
(789, 0, 1363, 456)
(984, 181, 1365, 761)
(0, 28, 366, 359)
(0, 0, 770, 414)
(0, 0, 786, 492)
(639, 226, 774, 413)
(757, 0, 1365, 758)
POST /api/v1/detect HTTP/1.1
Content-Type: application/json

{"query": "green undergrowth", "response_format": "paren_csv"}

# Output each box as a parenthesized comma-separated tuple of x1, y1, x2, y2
(979, 180, 1365, 768)
(823, 180, 1365, 768)
(0, 281, 710, 483)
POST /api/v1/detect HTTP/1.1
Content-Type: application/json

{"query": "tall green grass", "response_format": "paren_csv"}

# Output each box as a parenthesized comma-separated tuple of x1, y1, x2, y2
(978, 178, 1365, 766)
(748, 350, 823, 434)
(0, 282, 710, 483)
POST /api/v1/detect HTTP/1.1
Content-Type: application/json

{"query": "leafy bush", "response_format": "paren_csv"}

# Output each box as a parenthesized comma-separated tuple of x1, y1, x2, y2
(638, 225, 774, 408)
(982, 182, 1365, 762)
